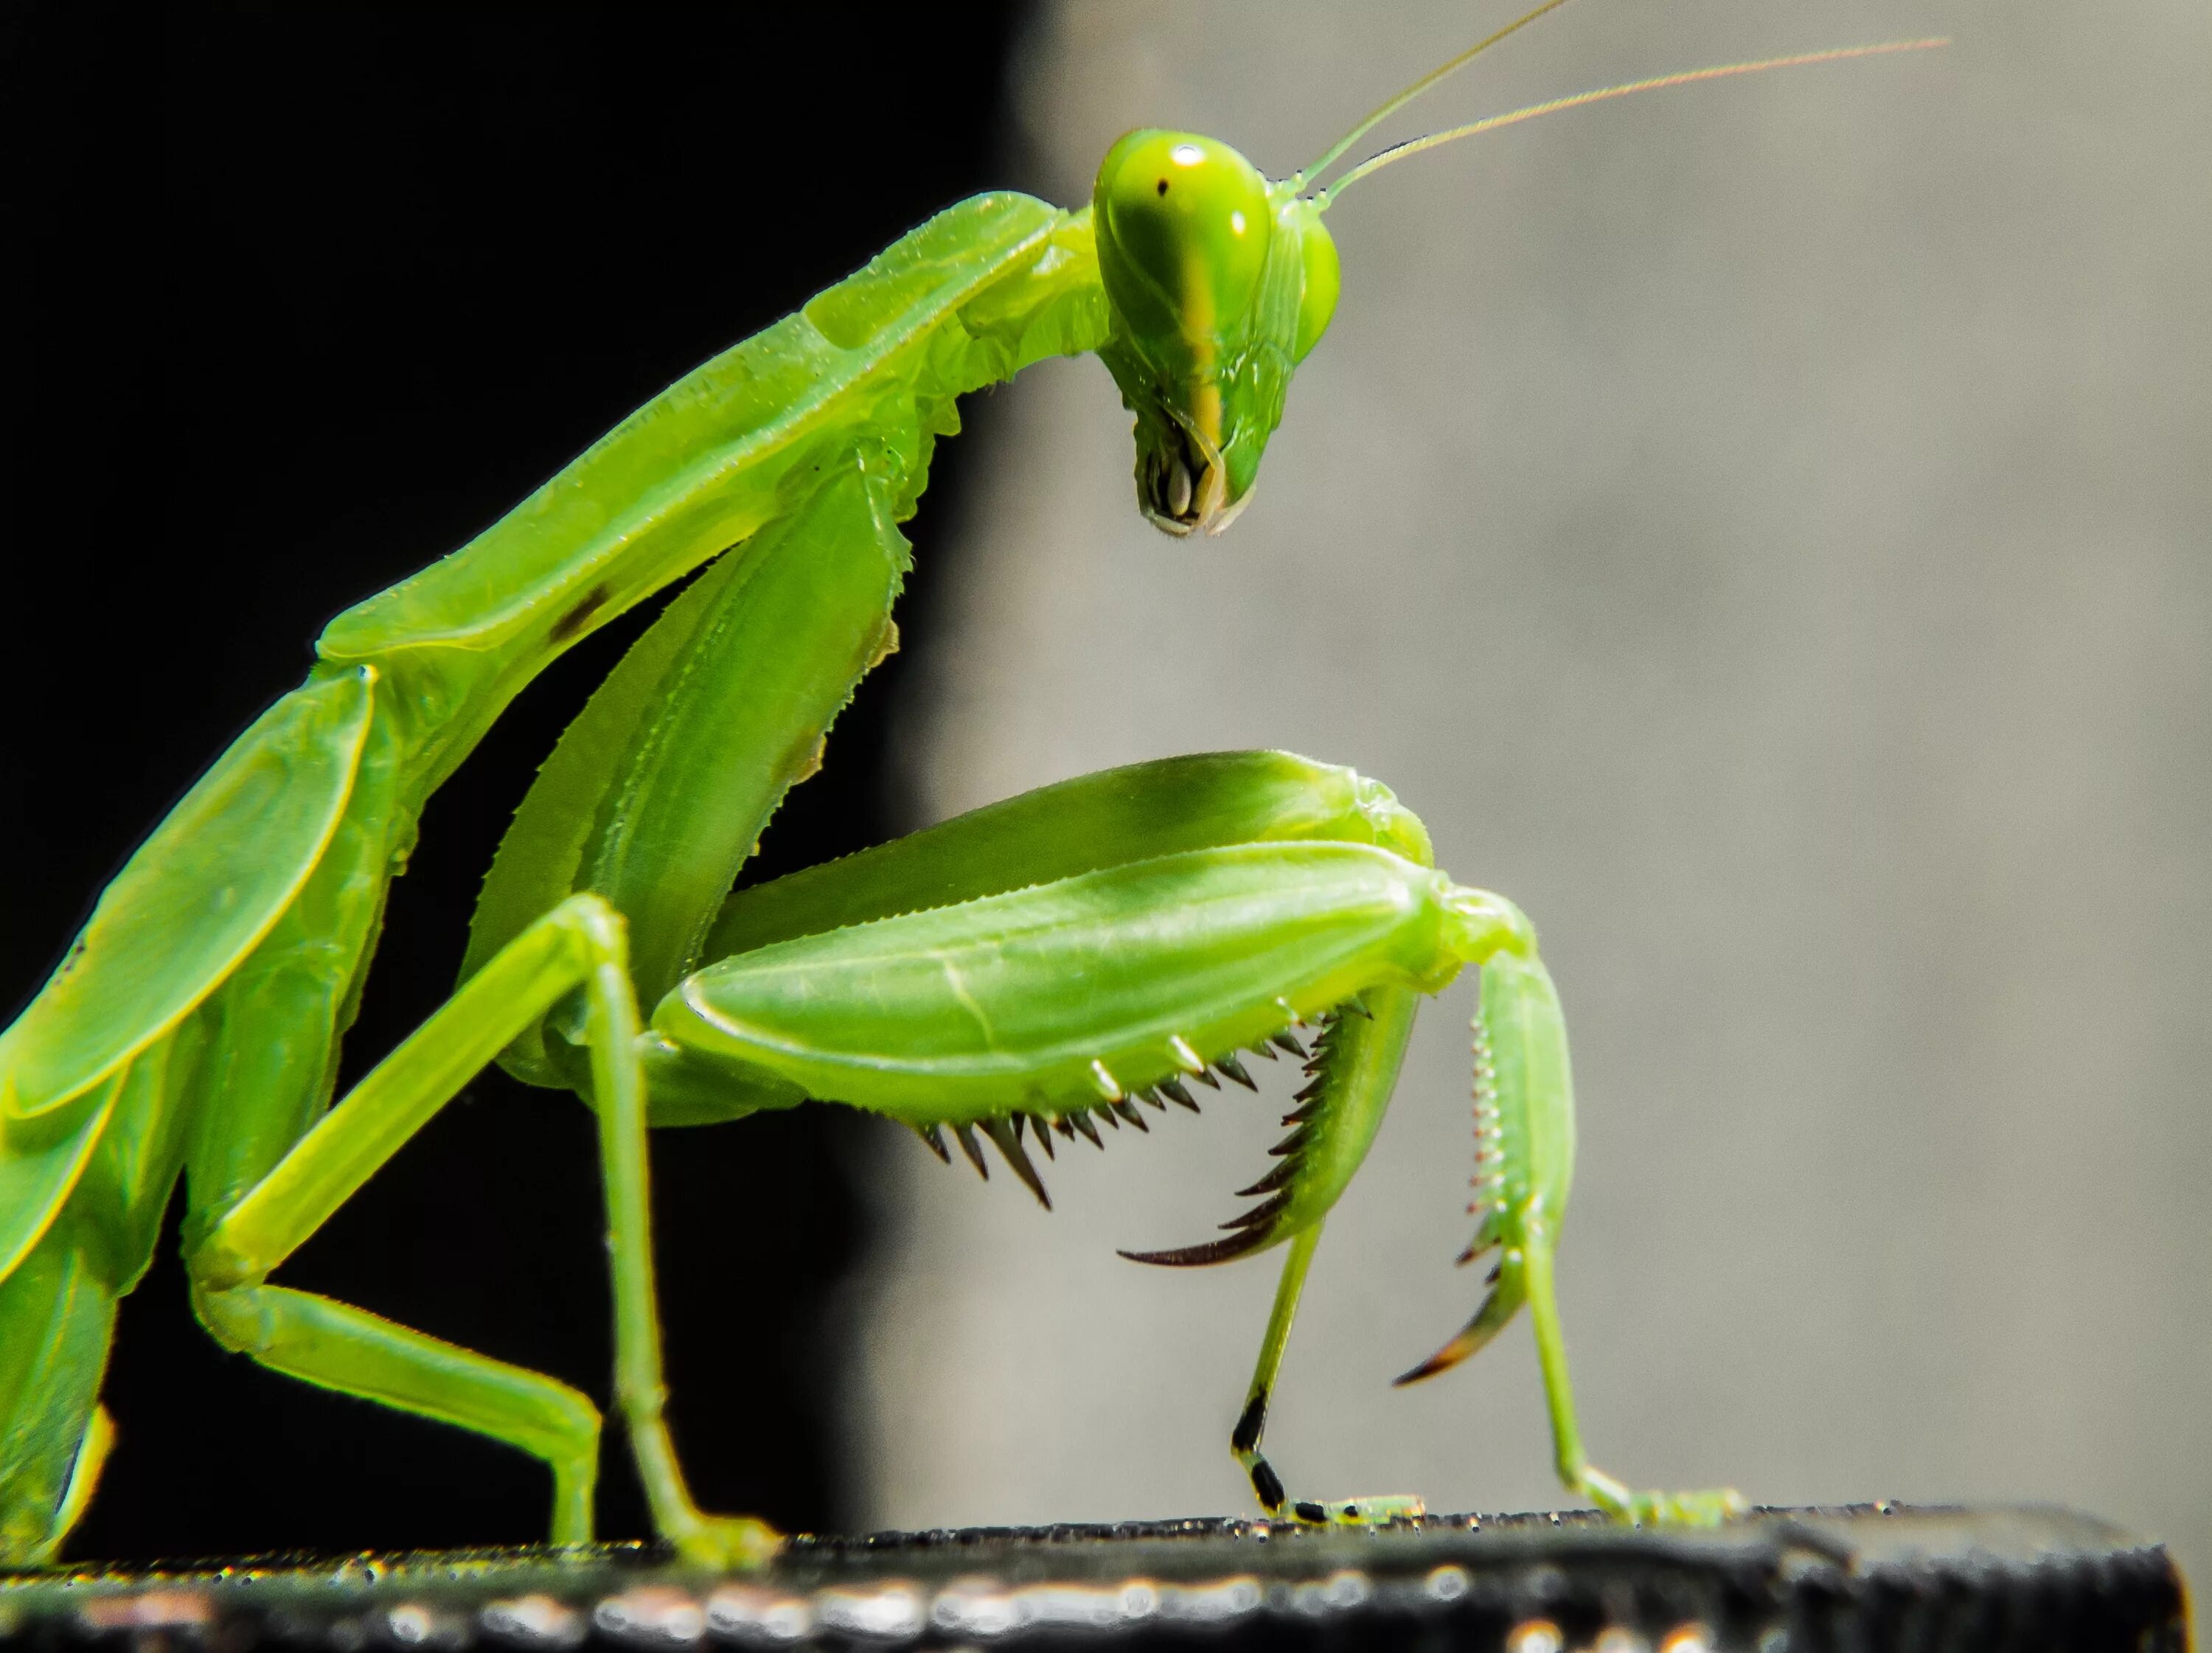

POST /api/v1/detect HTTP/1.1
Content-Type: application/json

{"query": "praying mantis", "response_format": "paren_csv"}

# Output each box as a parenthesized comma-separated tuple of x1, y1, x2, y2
(0, 4, 1947, 1567)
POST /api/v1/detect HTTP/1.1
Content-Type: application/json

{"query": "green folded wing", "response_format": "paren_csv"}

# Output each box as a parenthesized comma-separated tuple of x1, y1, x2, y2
(0, 668, 373, 1117)
(0, 1076, 122, 1288)
(464, 450, 913, 1081)
(323, 193, 1105, 807)
(464, 197, 1111, 1082)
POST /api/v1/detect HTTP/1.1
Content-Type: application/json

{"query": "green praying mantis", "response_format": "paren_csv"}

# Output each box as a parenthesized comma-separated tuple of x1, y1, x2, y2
(0, 4, 1947, 1567)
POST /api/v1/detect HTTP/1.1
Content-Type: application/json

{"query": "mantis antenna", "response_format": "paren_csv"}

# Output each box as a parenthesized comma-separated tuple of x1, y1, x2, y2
(1299, 14, 1950, 210)
(1295, 0, 1582, 189)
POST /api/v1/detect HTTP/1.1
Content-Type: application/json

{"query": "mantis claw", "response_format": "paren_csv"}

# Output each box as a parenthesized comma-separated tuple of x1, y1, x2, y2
(670, 1514, 785, 1572)
(1285, 1494, 1427, 1528)
(1578, 1469, 1747, 1528)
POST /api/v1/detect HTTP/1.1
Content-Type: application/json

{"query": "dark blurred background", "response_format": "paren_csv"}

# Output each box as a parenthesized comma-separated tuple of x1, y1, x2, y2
(2, 7, 1021, 1556)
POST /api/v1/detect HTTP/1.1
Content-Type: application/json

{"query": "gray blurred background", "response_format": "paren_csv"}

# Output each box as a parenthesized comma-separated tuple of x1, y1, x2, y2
(846, 0, 2208, 1617)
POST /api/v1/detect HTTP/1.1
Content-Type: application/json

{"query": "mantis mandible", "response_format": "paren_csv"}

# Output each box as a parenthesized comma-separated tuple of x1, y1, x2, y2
(0, 3, 1944, 1566)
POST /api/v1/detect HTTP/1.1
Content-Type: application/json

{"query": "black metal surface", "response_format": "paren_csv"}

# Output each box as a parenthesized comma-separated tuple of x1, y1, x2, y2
(0, 1505, 2189, 1652)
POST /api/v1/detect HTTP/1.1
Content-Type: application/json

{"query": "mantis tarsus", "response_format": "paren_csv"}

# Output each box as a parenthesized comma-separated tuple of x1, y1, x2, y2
(0, 4, 1944, 1565)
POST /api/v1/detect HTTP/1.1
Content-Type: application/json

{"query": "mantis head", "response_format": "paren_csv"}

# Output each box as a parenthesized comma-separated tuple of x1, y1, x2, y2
(1093, 131, 1338, 537)
(1091, 0, 1944, 539)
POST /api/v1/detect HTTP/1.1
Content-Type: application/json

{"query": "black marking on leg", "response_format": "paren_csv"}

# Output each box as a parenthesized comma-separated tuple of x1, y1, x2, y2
(1251, 1458, 1286, 1511)
(1231, 1388, 1269, 1455)
(548, 582, 611, 644)
(1294, 1500, 1327, 1524)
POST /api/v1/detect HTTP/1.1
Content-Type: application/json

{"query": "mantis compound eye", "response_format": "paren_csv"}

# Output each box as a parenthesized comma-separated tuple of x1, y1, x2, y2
(1290, 207, 1340, 363)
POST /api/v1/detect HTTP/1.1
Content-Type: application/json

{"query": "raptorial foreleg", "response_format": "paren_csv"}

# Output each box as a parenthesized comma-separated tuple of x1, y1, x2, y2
(1395, 951, 1745, 1525)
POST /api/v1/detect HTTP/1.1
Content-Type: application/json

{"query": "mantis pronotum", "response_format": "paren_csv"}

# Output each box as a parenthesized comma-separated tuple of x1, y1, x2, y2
(0, 4, 1941, 1565)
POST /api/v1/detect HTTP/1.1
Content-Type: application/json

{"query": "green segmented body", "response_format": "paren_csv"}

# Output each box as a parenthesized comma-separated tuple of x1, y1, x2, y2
(0, 148, 1358, 1560)
(0, 189, 1123, 1566)
(0, 0, 1878, 1559)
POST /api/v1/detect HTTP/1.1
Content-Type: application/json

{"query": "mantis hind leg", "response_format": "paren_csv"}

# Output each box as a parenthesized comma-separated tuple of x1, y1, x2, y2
(188, 1283, 602, 1542)
(186, 894, 776, 1567)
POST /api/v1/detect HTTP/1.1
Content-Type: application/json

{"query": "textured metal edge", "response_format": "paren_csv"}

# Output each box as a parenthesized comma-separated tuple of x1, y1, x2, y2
(0, 1504, 2190, 1653)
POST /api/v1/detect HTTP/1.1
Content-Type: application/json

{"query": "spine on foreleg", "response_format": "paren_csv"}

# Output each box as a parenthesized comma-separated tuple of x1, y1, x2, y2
(1479, 952, 1574, 1230)
(1391, 952, 1569, 1387)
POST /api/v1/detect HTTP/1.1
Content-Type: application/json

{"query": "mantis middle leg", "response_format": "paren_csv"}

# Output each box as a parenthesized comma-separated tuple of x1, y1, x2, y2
(187, 894, 774, 1566)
